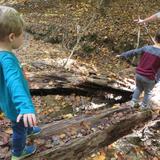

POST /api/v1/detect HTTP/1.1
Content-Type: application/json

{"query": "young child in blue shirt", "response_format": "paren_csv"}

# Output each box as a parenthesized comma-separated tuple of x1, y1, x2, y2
(0, 6, 41, 160)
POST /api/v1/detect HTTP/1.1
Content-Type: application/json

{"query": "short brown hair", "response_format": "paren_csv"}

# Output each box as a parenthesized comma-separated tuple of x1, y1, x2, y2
(155, 30, 160, 43)
(0, 6, 24, 41)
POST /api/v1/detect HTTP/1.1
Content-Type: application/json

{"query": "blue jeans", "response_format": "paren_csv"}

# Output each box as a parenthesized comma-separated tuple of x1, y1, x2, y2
(132, 74, 155, 106)
(11, 120, 33, 156)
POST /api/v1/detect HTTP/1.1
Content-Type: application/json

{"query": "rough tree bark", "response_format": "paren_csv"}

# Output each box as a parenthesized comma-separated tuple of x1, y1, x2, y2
(25, 106, 152, 160)
(28, 71, 133, 103)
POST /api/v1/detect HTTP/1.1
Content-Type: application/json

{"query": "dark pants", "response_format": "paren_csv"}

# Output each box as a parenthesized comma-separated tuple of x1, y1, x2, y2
(11, 120, 33, 156)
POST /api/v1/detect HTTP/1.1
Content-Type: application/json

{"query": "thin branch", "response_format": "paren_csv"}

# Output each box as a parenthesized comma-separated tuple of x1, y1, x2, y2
(136, 25, 141, 49)
(63, 0, 104, 68)
(143, 24, 156, 44)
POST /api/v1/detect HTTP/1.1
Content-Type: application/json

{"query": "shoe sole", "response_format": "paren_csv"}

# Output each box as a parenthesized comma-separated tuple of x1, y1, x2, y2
(11, 149, 36, 160)
(27, 131, 41, 138)
(140, 107, 150, 111)
(20, 149, 36, 160)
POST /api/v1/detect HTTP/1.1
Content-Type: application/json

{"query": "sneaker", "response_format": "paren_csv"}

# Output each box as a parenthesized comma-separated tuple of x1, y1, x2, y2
(11, 145, 36, 160)
(126, 101, 139, 108)
(27, 126, 41, 137)
(140, 104, 150, 111)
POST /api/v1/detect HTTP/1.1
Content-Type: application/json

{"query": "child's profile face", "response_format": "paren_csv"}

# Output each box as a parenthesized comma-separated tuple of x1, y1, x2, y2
(11, 32, 24, 49)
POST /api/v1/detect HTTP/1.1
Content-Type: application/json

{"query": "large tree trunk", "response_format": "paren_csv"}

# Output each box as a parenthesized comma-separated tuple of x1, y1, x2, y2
(28, 71, 133, 103)
(25, 106, 152, 160)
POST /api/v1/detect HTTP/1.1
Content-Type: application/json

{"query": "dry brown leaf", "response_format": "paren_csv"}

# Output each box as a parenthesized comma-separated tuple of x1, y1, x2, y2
(80, 121, 91, 130)
(5, 128, 12, 135)
(59, 133, 66, 139)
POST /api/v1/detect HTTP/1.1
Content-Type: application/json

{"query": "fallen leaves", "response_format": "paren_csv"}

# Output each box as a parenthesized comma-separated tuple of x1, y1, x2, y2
(0, 1, 159, 160)
(0, 132, 10, 146)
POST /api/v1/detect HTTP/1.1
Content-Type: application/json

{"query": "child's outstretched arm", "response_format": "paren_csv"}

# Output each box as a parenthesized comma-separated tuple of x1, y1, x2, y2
(120, 47, 144, 59)
(1, 54, 36, 127)
(136, 12, 160, 25)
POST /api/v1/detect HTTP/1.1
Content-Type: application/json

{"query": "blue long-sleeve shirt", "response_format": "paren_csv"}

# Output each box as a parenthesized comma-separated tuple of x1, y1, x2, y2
(0, 51, 35, 121)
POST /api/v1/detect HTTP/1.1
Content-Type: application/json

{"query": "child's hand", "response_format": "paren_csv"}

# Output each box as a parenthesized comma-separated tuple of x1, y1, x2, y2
(116, 55, 121, 58)
(116, 55, 126, 60)
(134, 18, 145, 25)
(17, 113, 36, 127)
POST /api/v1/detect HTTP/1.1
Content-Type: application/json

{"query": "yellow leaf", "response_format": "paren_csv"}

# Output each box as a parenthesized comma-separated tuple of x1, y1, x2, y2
(62, 114, 73, 119)
(59, 133, 66, 139)
(92, 151, 106, 160)
(5, 128, 12, 134)
(0, 112, 4, 120)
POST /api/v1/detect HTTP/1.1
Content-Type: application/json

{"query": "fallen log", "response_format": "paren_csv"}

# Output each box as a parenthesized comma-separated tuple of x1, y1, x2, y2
(40, 107, 130, 137)
(25, 106, 152, 160)
(28, 71, 133, 103)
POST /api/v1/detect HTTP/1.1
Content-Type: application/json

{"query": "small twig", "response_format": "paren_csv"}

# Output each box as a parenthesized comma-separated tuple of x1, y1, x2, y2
(131, 21, 141, 65)
(63, 25, 82, 67)
(63, 14, 97, 67)
(143, 24, 156, 44)
(127, 17, 141, 66)
(63, 0, 104, 68)
(136, 25, 141, 49)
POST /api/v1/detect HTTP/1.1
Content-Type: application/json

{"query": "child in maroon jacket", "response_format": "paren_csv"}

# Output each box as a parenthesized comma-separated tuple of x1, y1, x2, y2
(117, 30, 160, 109)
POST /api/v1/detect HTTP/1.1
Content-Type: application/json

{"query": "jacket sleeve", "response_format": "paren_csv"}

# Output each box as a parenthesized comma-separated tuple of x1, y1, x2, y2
(1, 55, 35, 115)
(121, 47, 144, 58)
(155, 12, 160, 18)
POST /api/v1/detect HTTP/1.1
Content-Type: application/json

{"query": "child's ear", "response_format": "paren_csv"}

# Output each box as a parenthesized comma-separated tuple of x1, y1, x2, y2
(8, 33, 16, 42)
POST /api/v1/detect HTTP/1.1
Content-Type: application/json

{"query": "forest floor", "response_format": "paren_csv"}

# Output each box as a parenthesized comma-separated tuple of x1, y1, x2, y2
(0, 0, 160, 160)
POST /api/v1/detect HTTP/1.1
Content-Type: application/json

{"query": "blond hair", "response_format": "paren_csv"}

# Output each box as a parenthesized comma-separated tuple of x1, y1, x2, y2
(0, 6, 24, 41)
